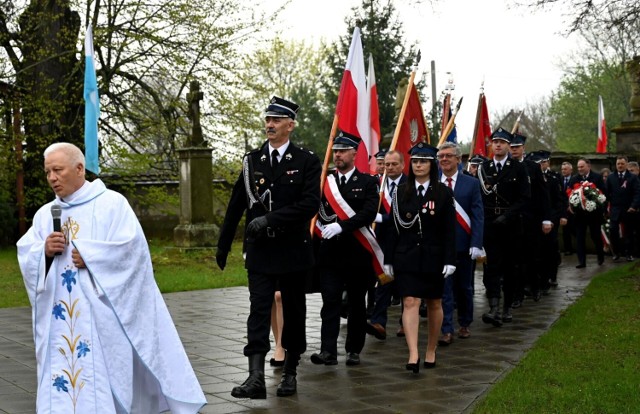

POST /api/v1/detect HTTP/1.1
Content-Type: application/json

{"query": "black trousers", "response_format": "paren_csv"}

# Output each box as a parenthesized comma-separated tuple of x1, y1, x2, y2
(319, 266, 373, 356)
(244, 270, 307, 357)
(483, 217, 520, 307)
(575, 213, 604, 265)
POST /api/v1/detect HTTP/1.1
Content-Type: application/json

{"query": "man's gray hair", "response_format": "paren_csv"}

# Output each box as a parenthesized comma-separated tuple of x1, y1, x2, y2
(437, 141, 461, 157)
(44, 143, 85, 167)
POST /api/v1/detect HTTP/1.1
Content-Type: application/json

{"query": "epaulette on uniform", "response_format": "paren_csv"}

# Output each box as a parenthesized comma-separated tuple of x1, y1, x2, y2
(298, 147, 314, 155)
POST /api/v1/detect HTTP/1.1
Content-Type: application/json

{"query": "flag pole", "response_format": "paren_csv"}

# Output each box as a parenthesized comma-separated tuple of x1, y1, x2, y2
(511, 110, 524, 134)
(309, 114, 339, 235)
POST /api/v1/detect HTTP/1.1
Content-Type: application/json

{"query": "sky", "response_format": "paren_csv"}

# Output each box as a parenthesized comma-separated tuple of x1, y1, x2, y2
(271, 0, 579, 144)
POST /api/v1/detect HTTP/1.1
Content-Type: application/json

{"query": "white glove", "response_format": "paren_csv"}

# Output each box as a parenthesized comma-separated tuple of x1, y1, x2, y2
(442, 265, 456, 278)
(322, 223, 343, 239)
(374, 213, 383, 223)
(469, 247, 483, 260)
(384, 264, 394, 277)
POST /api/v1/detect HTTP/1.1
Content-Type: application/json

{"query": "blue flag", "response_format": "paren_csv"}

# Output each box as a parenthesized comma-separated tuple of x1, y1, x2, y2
(445, 105, 457, 143)
(84, 24, 100, 174)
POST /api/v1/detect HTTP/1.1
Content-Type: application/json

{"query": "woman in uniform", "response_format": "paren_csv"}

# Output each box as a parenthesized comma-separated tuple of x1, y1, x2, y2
(384, 143, 456, 373)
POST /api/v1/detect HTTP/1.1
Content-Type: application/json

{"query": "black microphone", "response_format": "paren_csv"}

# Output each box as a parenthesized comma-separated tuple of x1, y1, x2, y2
(51, 204, 62, 256)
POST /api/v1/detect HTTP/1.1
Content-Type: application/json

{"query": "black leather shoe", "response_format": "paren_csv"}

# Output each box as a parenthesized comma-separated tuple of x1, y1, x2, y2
(346, 352, 360, 366)
(612, 255, 620, 261)
(366, 322, 387, 340)
(231, 374, 266, 399)
(627, 256, 635, 262)
(576, 263, 586, 269)
(270, 358, 285, 367)
(406, 359, 420, 374)
(511, 300, 522, 309)
(598, 256, 604, 265)
(564, 251, 573, 256)
(276, 373, 297, 397)
(310, 351, 337, 365)
(533, 291, 542, 302)
(502, 310, 513, 323)
(423, 360, 436, 369)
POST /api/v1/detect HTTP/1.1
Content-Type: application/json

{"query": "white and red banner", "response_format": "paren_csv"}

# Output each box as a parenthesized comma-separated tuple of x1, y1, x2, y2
(367, 54, 381, 175)
(319, 175, 385, 278)
(335, 27, 371, 172)
(597, 95, 608, 154)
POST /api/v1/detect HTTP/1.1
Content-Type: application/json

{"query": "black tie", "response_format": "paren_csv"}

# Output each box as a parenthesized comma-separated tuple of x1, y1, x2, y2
(620, 172, 624, 181)
(564, 177, 569, 190)
(496, 162, 502, 173)
(271, 149, 279, 169)
(417, 184, 425, 202)
(390, 181, 396, 195)
(340, 175, 346, 188)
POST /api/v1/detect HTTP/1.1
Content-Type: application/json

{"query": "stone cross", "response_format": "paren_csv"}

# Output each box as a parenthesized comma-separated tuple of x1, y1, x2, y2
(187, 80, 204, 146)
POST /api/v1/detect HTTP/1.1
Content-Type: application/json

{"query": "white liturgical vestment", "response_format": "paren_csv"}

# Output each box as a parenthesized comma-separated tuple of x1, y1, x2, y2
(17, 179, 206, 413)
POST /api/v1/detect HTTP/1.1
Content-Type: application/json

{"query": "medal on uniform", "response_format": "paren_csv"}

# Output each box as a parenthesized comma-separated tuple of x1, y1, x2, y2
(406, 212, 412, 219)
(259, 178, 265, 184)
(421, 202, 427, 214)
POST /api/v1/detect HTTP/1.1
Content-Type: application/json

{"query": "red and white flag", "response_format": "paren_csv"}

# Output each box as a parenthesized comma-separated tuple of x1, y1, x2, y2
(367, 54, 381, 175)
(335, 27, 371, 172)
(597, 95, 608, 154)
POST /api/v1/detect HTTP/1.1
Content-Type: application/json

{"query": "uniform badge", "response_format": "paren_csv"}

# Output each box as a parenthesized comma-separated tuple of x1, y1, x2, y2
(260, 154, 267, 162)
(285, 153, 292, 161)
(406, 212, 412, 219)
(353, 176, 358, 181)
(259, 178, 265, 185)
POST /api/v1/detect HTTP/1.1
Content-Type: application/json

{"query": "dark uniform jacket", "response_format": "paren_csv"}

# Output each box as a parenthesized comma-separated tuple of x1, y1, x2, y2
(217, 140, 321, 274)
(480, 157, 531, 224)
(544, 169, 567, 224)
(606, 171, 640, 222)
(317, 169, 379, 270)
(522, 159, 551, 222)
(384, 181, 456, 275)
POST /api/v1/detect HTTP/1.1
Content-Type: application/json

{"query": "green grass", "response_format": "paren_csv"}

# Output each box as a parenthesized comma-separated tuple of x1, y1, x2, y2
(473, 263, 640, 414)
(2, 240, 248, 308)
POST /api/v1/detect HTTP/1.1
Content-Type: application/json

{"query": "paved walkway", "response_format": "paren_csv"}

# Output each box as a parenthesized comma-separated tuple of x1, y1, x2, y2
(0, 255, 617, 413)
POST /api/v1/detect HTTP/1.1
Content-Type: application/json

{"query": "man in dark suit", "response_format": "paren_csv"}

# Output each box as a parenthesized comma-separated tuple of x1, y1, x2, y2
(311, 131, 379, 367)
(560, 161, 575, 255)
(568, 157, 606, 268)
(478, 128, 531, 326)
(606, 156, 640, 261)
(216, 96, 321, 398)
(436, 142, 484, 344)
(367, 150, 406, 340)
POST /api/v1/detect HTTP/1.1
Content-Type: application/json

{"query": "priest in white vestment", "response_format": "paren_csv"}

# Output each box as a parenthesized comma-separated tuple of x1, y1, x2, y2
(17, 143, 206, 413)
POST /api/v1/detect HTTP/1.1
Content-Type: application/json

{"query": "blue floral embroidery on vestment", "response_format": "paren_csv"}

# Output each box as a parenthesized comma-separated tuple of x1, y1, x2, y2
(53, 375, 69, 392)
(52, 303, 66, 320)
(61, 269, 77, 293)
(77, 341, 91, 358)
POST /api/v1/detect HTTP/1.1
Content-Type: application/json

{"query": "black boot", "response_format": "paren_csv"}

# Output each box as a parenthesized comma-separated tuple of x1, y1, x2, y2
(482, 298, 503, 327)
(231, 354, 266, 399)
(502, 305, 513, 323)
(276, 352, 299, 397)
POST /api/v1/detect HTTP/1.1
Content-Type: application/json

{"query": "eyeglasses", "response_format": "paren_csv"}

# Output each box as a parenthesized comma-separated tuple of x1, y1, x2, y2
(436, 153, 457, 160)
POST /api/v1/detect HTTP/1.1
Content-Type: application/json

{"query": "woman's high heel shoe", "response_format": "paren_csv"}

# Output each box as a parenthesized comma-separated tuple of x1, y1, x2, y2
(405, 359, 420, 374)
(423, 359, 436, 369)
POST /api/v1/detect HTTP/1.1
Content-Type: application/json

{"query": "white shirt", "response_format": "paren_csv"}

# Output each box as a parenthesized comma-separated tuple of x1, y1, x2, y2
(441, 171, 459, 190)
(268, 140, 290, 163)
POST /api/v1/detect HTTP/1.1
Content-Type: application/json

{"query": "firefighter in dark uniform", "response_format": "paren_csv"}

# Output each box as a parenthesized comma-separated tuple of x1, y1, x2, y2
(216, 96, 321, 399)
(509, 133, 552, 309)
(530, 150, 566, 290)
(477, 128, 531, 327)
(310, 131, 379, 367)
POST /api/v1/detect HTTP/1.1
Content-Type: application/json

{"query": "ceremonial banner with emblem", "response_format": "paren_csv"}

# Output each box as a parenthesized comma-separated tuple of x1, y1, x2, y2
(394, 78, 429, 174)
(84, 24, 100, 175)
(471, 92, 492, 158)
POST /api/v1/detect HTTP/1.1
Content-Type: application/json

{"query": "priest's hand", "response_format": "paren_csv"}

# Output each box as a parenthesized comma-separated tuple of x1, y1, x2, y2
(247, 216, 268, 236)
(216, 248, 229, 270)
(45, 232, 66, 257)
(71, 249, 86, 269)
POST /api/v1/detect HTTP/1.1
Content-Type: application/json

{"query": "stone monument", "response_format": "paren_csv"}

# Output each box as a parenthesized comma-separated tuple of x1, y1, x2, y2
(173, 80, 219, 247)
(612, 55, 640, 153)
